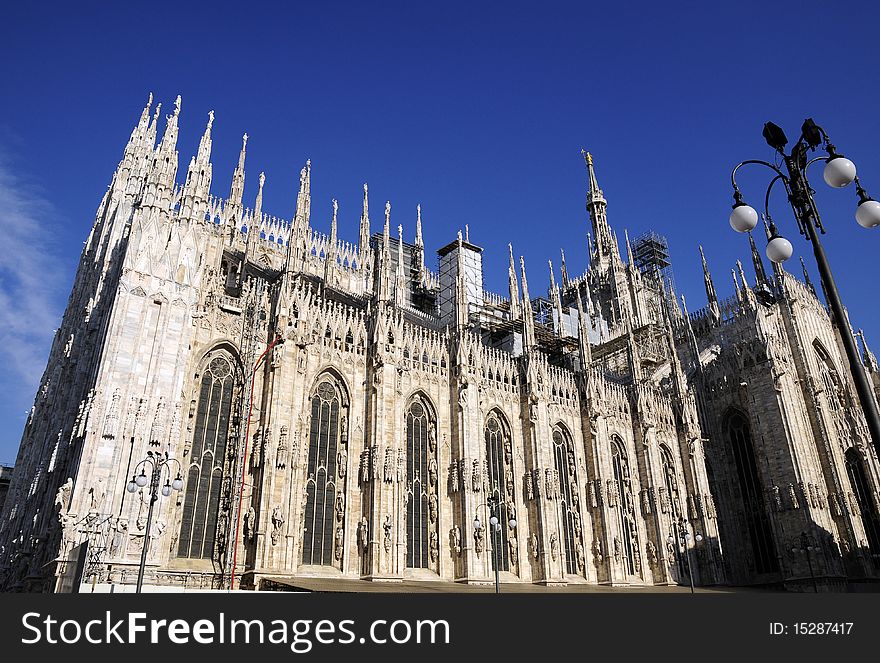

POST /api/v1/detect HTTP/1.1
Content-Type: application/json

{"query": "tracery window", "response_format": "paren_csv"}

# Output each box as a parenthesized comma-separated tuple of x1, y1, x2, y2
(845, 447, 880, 558)
(815, 341, 847, 416)
(553, 426, 584, 575)
(406, 395, 438, 569)
(611, 438, 637, 575)
(178, 353, 237, 560)
(485, 412, 514, 572)
(302, 375, 349, 567)
(725, 410, 778, 574)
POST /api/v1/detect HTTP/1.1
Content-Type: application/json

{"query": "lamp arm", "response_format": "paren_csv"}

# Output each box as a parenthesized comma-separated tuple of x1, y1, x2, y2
(763, 174, 787, 222)
(731, 159, 786, 191)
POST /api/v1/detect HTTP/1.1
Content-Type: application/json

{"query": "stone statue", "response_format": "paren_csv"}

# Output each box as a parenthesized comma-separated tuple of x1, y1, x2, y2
(337, 448, 347, 478)
(575, 539, 585, 572)
(428, 456, 438, 487)
(508, 533, 518, 566)
(429, 493, 438, 523)
(451, 526, 462, 556)
(357, 516, 369, 553)
(334, 527, 344, 560)
(550, 532, 559, 561)
(429, 531, 439, 563)
(271, 506, 284, 546)
(55, 477, 73, 512)
(251, 429, 263, 469)
(335, 491, 345, 522)
(475, 527, 485, 554)
(244, 506, 256, 542)
(530, 533, 539, 559)
(383, 515, 392, 553)
(88, 478, 106, 513)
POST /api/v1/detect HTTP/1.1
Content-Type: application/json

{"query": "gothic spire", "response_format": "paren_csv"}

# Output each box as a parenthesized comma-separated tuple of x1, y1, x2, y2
(245, 172, 265, 265)
(508, 244, 521, 320)
(330, 199, 338, 246)
(126, 92, 153, 153)
(395, 223, 406, 305)
(144, 96, 180, 206)
(680, 294, 701, 372)
(197, 110, 214, 163)
(158, 94, 182, 153)
(325, 199, 339, 285)
(800, 257, 817, 297)
(520, 256, 536, 348)
(383, 201, 391, 261)
(581, 149, 618, 266)
(732, 268, 742, 303)
(575, 289, 592, 386)
(181, 110, 215, 217)
(146, 102, 161, 149)
(736, 259, 756, 307)
(227, 132, 248, 212)
(560, 248, 570, 287)
(254, 172, 265, 218)
(414, 204, 425, 283)
(548, 259, 563, 334)
(625, 229, 635, 268)
(293, 159, 312, 237)
(359, 183, 370, 260)
(699, 245, 720, 322)
(415, 204, 424, 248)
(858, 329, 879, 373)
(748, 231, 769, 285)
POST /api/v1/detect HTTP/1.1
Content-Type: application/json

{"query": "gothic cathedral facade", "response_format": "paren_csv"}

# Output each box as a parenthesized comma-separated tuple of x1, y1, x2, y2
(1, 95, 879, 592)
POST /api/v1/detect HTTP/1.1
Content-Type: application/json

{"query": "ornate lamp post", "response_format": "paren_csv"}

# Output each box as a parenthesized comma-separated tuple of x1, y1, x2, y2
(126, 450, 183, 593)
(667, 516, 702, 593)
(729, 119, 880, 459)
(789, 531, 819, 593)
(473, 493, 517, 594)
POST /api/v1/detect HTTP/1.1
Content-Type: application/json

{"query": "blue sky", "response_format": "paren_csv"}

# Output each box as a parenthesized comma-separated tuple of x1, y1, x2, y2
(0, 1, 877, 463)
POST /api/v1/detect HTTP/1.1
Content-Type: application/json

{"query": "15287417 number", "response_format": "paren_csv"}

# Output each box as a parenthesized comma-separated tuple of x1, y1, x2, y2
(793, 623, 853, 635)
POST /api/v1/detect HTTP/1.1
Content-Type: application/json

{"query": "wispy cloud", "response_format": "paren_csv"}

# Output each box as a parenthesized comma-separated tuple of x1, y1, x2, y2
(0, 155, 68, 403)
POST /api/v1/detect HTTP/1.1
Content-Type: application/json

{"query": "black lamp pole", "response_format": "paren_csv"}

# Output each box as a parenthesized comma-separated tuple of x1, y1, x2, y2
(669, 517, 696, 594)
(730, 119, 880, 460)
(127, 450, 183, 593)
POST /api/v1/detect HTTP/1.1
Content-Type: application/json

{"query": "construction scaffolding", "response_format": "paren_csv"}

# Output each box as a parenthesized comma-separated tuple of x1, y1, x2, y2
(632, 231, 676, 302)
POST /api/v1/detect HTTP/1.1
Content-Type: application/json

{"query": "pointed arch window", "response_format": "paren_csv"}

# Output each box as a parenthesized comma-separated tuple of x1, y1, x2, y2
(845, 447, 880, 558)
(485, 412, 514, 572)
(553, 426, 583, 575)
(611, 438, 637, 575)
(302, 376, 348, 567)
(725, 411, 778, 574)
(406, 395, 438, 569)
(815, 341, 847, 417)
(178, 354, 237, 560)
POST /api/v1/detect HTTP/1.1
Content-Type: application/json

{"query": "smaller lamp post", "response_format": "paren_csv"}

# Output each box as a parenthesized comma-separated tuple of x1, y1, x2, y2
(667, 517, 702, 594)
(473, 493, 517, 594)
(126, 450, 183, 593)
(789, 531, 819, 593)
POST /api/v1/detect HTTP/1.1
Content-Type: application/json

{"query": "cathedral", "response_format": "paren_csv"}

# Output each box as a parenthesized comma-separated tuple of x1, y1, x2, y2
(1, 94, 879, 593)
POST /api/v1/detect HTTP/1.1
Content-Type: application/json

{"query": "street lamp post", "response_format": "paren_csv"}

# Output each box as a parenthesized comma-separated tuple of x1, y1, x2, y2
(667, 517, 702, 593)
(729, 119, 880, 460)
(126, 450, 183, 593)
(473, 494, 517, 594)
(789, 531, 819, 593)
